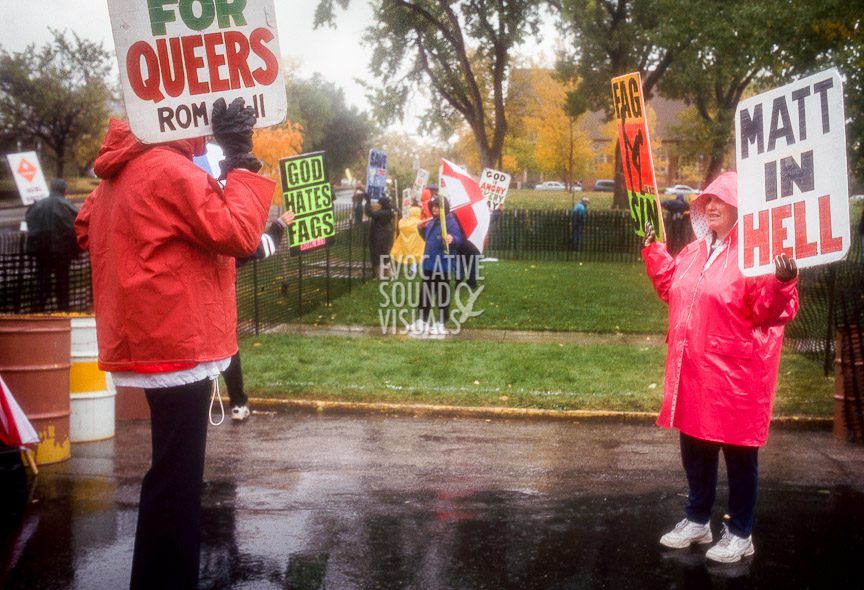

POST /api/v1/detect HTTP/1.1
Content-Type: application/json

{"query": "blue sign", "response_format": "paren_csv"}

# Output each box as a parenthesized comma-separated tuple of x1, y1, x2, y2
(366, 148, 388, 200)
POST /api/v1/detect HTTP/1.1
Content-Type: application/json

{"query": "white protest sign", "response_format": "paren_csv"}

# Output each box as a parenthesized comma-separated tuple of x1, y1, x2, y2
(736, 68, 849, 276)
(107, 0, 287, 143)
(479, 168, 511, 210)
(6, 152, 49, 205)
(412, 168, 429, 202)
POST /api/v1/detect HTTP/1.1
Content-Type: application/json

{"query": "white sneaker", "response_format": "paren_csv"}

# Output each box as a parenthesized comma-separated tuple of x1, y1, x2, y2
(706, 523, 754, 563)
(408, 319, 428, 338)
(231, 405, 251, 422)
(659, 518, 713, 549)
(427, 322, 447, 339)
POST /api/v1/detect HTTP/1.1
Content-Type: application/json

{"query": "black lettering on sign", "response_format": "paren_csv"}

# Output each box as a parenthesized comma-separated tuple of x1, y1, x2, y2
(813, 78, 833, 134)
(739, 104, 764, 159)
(790, 86, 811, 141)
(780, 150, 814, 197)
(628, 77, 642, 118)
(768, 96, 795, 151)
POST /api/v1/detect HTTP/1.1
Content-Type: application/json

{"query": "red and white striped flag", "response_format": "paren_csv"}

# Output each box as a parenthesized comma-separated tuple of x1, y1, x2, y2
(439, 159, 491, 253)
(0, 375, 39, 448)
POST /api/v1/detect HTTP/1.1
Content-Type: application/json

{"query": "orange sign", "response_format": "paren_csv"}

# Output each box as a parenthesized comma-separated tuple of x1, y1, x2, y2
(611, 72, 664, 241)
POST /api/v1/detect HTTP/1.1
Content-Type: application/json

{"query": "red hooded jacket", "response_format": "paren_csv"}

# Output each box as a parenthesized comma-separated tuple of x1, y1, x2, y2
(643, 172, 799, 446)
(75, 120, 274, 372)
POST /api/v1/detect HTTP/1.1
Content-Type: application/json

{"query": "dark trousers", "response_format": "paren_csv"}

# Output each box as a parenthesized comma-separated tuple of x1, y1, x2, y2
(222, 352, 247, 408)
(130, 379, 211, 590)
(34, 253, 72, 312)
(679, 432, 759, 537)
(419, 273, 451, 325)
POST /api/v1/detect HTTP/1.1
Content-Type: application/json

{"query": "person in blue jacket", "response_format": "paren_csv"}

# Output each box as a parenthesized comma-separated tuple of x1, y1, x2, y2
(414, 196, 464, 336)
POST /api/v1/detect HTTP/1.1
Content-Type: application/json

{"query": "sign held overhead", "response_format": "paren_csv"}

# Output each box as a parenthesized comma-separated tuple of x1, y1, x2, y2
(6, 152, 49, 205)
(108, 0, 287, 143)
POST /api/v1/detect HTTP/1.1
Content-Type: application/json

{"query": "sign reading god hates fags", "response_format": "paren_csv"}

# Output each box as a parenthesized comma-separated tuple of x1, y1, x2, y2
(107, 0, 287, 143)
(610, 72, 665, 241)
(736, 68, 849, 277)
(280, 152, 335, 251)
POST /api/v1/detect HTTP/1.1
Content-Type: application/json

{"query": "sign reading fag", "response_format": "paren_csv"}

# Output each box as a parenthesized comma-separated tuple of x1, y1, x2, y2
(6, 151, 49, 205)
(107, 0, 287, 143)
(736, 68, 849, 276)
(280, 152, 335, 251)
(610, 72, 665, 241)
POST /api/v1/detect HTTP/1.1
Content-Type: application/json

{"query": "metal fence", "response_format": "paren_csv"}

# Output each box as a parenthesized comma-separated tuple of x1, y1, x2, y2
(1, 204, 862, 377)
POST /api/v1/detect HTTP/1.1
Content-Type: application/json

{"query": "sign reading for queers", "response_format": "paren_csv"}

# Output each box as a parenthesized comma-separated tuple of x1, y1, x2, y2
(479, 168, 511, 210)
(736, 68, 848, 276)
(107, 0, 287, 143)
(6, 151, 49, 205)
(280, 151, 335, 250)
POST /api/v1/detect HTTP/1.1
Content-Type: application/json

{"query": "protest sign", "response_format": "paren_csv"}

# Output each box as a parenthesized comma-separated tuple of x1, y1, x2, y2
(366, 149, 388, 201)
(736, 68, 848, 276)
(107, 0, 287, 143)
(402, 188, 413, 218)
(6, 152, 49, 205)
(280, 151, 335, 251)
(412, 168, 429, 202)
(479, 168, 511, 210)
(610, 72, 664, 241)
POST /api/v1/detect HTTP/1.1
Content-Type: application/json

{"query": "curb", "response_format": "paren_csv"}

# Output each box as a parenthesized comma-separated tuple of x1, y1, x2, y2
(248, 397, 832, 429)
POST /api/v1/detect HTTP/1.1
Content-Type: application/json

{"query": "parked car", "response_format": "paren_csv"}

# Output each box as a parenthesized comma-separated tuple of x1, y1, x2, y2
(850, 194, 864, 202)
(593, 179, 615, 192)
(664, 184, 698, 196)
(534, 181, 567, 191)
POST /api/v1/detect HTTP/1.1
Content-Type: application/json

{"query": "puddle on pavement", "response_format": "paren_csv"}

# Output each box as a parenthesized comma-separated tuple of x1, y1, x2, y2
(1, 477, 863, 589)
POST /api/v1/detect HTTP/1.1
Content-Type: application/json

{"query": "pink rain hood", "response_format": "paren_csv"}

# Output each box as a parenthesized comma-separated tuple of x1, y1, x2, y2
(642, 171, 799, 446)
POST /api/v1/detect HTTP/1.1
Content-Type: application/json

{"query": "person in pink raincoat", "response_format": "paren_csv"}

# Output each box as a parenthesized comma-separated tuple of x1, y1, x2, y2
(642, 171, 799, 564)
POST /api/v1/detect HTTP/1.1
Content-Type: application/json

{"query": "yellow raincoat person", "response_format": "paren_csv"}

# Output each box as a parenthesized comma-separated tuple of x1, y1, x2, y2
(390, 205, 425, 271)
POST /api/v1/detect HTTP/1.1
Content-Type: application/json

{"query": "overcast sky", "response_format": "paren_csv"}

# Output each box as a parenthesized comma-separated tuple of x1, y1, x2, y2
(0, 1, 559, 134)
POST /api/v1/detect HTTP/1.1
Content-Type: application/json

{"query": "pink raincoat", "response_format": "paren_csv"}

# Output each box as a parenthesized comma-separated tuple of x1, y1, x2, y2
(642, 172, 799, 447)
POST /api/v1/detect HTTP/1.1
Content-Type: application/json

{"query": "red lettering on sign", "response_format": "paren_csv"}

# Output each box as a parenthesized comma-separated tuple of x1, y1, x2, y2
(818, 195, 843, 254)
(156, 38, 185, 98)
(250, 28, 278, 85)
(224, 31, 254, 89)
(792, 201, 818, 258)
(127, 41, 164, 102)
(742, 210, 771, 268)
(770, 204, 794, 259)
(204, 32, 230, 92)
(181, 35, 209, 95)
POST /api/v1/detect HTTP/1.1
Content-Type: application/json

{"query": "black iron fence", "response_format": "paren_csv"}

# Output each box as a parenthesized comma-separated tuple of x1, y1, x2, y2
(1, 204, 862, 375)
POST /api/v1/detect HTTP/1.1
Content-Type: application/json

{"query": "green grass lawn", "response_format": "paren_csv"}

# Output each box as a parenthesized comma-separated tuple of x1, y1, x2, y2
(506, 189, 614, 210)
(239, 333, 833, 418)
(301, 260, 669, 333)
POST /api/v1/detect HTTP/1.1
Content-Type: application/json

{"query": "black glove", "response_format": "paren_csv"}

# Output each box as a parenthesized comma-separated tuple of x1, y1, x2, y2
(212, 97, 257, 156)
(219, 153, 262, 179)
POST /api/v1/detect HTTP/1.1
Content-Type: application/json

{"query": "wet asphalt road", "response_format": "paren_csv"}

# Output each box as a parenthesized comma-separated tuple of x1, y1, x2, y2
(2, 412, 864, 589)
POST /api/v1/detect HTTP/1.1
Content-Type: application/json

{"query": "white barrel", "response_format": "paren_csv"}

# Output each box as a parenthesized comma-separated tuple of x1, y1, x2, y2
(70, 317, 115, 442)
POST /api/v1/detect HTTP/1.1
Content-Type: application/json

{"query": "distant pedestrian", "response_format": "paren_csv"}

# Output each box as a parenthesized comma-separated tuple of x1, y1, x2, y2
(571, 197, 589, 251)
(365, 193, 395, 279)
(25, 178, 79, 312)
(352, 180, 366, 224)
(643, 171, 799, 564)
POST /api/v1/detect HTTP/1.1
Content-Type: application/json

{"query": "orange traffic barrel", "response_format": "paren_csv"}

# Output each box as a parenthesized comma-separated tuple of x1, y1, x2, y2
(0, 315, 71, 464)
(69, 316, 116, 442)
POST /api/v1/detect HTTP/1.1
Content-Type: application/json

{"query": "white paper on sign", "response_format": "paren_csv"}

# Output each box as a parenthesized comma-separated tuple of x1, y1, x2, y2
(735, 68, 849, 277)
(479, 168, 511, 210)
(107, 0, 287, 143)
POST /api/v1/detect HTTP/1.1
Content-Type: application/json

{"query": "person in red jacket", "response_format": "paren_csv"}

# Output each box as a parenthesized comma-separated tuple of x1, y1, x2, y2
(642, 171, 798, 564)
(75, 98, 274, 589)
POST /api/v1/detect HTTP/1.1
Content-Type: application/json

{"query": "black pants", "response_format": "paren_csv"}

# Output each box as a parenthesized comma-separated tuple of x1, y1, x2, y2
(222, 352, 247, 408)
(33, 252, 72, 312)
(680, 432, 759, 537)
(130, 379, 211, 590)
(419, 272, 451, 325)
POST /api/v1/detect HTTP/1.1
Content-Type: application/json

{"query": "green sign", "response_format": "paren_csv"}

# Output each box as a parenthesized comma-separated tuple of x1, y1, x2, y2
(279, 151, 336, 249)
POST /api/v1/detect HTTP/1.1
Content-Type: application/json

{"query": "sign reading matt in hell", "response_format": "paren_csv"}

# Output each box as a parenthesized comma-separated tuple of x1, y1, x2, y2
(280, 151, 336, 250)
(611, 72, 664, 241)
(107, 0, 287, 143)
(736, 68, 848, 276)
